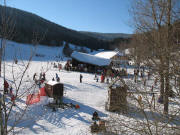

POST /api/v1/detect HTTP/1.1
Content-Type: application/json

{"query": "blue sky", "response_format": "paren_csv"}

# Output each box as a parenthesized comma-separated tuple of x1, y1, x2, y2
(7, 0, 134, 34)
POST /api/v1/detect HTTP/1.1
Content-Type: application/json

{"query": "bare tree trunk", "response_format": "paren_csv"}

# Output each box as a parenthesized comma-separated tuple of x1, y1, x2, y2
(0, 100, 4, 135)
(0, 60, 1, 77)
(160, 69, 164, 98)
(0, 41, 2, 77)
(163, 0, 172, 114)
(164, 64, 169, 114)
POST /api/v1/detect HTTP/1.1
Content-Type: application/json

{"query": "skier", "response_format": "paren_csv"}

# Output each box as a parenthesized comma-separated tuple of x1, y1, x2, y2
(96, 76, 99, 82)
(42, 72, 46, 80)
(80, 74, 83, 83)
(4, 80, 9, 94)
(58, 64, 62, 72)
(38, 81, 41, 88)
(39, 72, 42, 80)
(57, 76, 60, 82)
(33, 73, 37, 80)
(94, 74, 97, 80)
(92, 111, 99, 121)
(101, 74, 104, 83)
(56, 73, 59, 80)
(134, 69, 136, 76)
(137, 69, 139, 76)
(106, 78, 109, 84)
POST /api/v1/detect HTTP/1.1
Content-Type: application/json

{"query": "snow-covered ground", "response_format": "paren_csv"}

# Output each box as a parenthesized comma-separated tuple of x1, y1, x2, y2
(0, 40, 110, 135)
(13, 63, 108, 135)
(0, 40, 179, 135)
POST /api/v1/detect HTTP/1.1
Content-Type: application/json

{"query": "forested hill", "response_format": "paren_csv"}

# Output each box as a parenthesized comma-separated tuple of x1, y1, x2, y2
(0, 5, 131, 50)
(80, 31, 131, 41)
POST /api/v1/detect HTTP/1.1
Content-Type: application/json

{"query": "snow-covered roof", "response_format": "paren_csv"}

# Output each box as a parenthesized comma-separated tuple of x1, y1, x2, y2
(46, 80, 61, 86)
(116, 51, 124, 56)
(91, 51, 118, 59)
(71, 51, 111, 66)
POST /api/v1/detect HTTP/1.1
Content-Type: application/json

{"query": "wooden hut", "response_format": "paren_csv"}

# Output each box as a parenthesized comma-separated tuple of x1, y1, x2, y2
(105, 78, 128, 112)
(45, 80, 64, 99)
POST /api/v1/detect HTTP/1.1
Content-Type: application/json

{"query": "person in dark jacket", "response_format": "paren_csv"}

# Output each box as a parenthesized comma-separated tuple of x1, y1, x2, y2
(33, 73, 37, 80)
(57, 77, 60, 82)
(94, 74, 97, 80)
(80, 74, 83, 83)
(9, 86, 13, 95)
(42, 72, 46, 80)
(4, 80, 9, 94)
(92, 111, 99, 121)
(56, 73, 58, 80)
(39, 73, 42, 80)
(96, 77, 99, 82)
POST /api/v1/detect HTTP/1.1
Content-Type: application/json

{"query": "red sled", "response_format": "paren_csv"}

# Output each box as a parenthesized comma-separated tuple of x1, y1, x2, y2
(26, 93, 40, 105)
(39, 87, 46, 96)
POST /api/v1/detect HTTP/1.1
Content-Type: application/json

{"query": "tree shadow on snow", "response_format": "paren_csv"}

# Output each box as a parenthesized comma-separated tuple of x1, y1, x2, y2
(13, 119, 51, 134)
(7, 97, 108, 133)
(121, 103, 180, 126)
(64, 83, 78, 91)
(83, 82, 106, 89)
(40, 97, 107, 129)
(8, 100, 51, 134)
(63, 97, 107, 117)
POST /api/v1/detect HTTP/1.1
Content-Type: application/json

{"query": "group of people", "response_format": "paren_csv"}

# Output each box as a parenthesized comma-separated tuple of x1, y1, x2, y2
(64, 61, 71, 71)
(133, 68, 147, 83)
(94, 74, 99, 82)
(33, 72, 46, 88)
(52, 73, 60, 82)
(33, 71, 61, 88)
(111, 68, 128, 78)
(93, 71, 110, 84)
(33, 72, 46, 81)
(53, 63, 62, 72)
(65, 62, 91, 73)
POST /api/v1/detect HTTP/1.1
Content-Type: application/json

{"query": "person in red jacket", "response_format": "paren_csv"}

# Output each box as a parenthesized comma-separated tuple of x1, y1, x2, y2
(11, 94, 16, 105)
(4, 80, 9, 94)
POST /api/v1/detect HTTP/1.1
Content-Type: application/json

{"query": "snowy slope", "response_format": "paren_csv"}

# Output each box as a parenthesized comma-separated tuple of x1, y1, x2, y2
(1, 40, 179, 135)
(4, 40, 64, 61)
(14, 66, 108, 135)
(0, 40, 109, 135)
